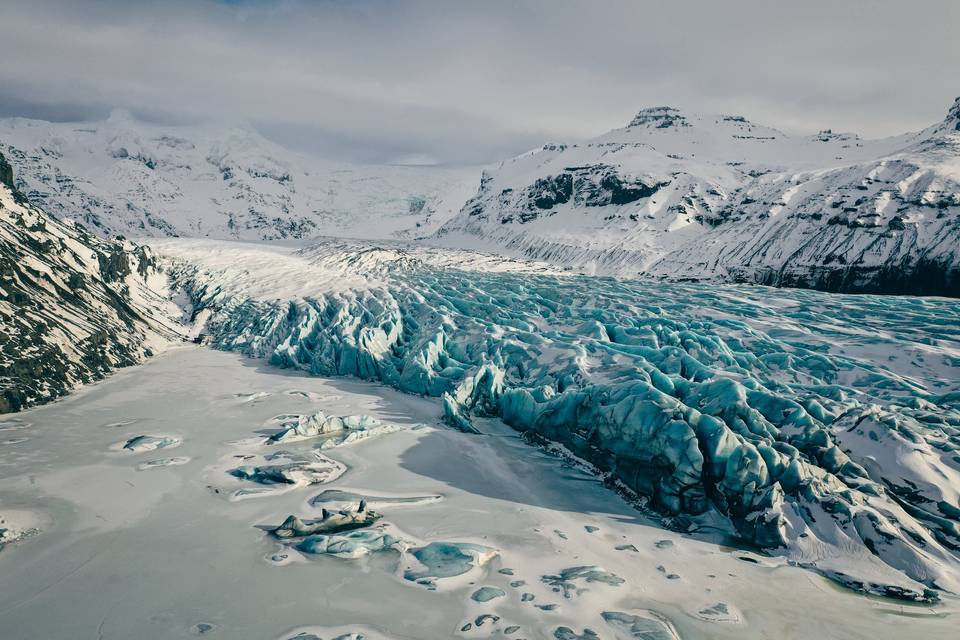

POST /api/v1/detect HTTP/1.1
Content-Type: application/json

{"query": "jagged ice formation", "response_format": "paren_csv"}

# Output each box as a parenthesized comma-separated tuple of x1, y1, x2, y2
(159, 239, 960, 601)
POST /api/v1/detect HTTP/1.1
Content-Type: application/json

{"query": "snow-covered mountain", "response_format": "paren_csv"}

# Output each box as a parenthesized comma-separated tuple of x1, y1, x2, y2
(0, 153, 181, 412)
(434, 99, 960, 295)
(0, 110, 478, 242)
(6, 102, 958, 296)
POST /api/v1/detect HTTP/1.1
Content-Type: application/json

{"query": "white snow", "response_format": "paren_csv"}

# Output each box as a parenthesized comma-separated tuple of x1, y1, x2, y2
(0, 346, 954, 638)
(0, 111, 479, 242)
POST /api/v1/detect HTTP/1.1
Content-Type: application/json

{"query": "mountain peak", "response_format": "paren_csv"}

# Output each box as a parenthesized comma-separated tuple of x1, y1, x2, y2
(627, 106, 690, 130)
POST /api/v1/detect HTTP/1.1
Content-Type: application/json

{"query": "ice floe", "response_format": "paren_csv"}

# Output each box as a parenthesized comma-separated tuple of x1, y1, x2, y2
(293, 525, 402, 560)
(114, 434, 183, 453)
(227, 450, 346, 500)
(601, 610, 682, 640)
(270, 501, 380, 538)
(308, 489, 443, 511)
(470, 586, 506, 603)
(402, 541, 498, 590)
(541, 566, 625, 598)
(266, 411, 403, 448)
(137, 456, 191, 471)
(0, 510, 44, 550)
(279, 626, 395, 640)
(694, 601, 742, 624)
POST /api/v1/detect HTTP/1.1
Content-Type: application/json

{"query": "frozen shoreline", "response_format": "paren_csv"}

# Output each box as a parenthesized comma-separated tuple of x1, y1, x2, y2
(0, 345, 955, 639)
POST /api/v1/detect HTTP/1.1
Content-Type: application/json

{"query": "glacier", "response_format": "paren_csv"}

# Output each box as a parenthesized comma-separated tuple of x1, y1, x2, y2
(157, 237, 960, 602)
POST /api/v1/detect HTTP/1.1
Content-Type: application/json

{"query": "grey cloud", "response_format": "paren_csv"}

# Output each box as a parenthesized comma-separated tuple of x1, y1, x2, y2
(0, 0, 957, 164)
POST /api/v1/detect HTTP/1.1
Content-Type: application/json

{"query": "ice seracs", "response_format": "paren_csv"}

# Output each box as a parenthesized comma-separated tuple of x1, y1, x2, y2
(266, 411, 401, 446)
(157, 237, 960, 601)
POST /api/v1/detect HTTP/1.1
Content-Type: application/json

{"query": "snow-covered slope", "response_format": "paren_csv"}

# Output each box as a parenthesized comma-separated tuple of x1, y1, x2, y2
(0, 153, 182, 412)
(0, 110, 477, 242)
(153, 237, 960, 602)
(434, 100, 960, 295)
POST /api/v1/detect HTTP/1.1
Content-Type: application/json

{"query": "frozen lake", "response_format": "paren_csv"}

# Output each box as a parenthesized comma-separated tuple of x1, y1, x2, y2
(0, 345, 954, 639)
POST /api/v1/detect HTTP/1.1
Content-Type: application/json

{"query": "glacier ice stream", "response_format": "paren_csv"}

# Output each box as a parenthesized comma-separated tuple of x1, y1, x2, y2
(165, 240, 960, 602)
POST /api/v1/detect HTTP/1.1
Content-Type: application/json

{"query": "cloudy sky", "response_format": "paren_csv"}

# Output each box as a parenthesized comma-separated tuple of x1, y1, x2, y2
(0, 0, 957, 165)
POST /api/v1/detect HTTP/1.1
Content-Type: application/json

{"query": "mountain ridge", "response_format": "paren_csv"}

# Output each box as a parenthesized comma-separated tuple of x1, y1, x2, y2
(0, 152, 182, 412)
(432, 97, 960, 295)
(0, 113, 478, 243)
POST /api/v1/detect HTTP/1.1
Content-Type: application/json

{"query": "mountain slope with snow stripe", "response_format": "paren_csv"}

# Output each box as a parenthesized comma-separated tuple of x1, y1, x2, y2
(0, 110, 478, 243)
(433, 100, 960, 295)
(0, 154, 182, 412)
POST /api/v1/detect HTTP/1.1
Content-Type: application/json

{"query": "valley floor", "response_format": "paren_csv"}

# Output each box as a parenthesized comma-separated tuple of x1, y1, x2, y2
(0, 346, 954, 639)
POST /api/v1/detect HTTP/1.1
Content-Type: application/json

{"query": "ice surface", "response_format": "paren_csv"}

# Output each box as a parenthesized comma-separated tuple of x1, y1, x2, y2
(3, 346, 955, 639)
(294, 526, 402, 560)
(601, 611, 681, 640)
(470, 586, 506, 602)
(271, 501, 381, 538)
(118, 435, 183, 452)
(403, 541, 498, 589)
(160, 238, 960, 600)
(266, 411, 402, 447)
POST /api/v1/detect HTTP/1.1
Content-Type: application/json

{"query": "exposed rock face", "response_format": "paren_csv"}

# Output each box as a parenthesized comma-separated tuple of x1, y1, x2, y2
(479, 165, 671, 226)
(0, 153, 181, 412)
(628, 106, 692, 129)
(0, 153, 12, 190)
(436, 98, 960, 297)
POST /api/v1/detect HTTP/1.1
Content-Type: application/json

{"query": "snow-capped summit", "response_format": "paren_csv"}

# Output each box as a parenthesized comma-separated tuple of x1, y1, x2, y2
(626, 106, 692, 129)
(0, 112, 478, 242)
(433, 97, 960, 295)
